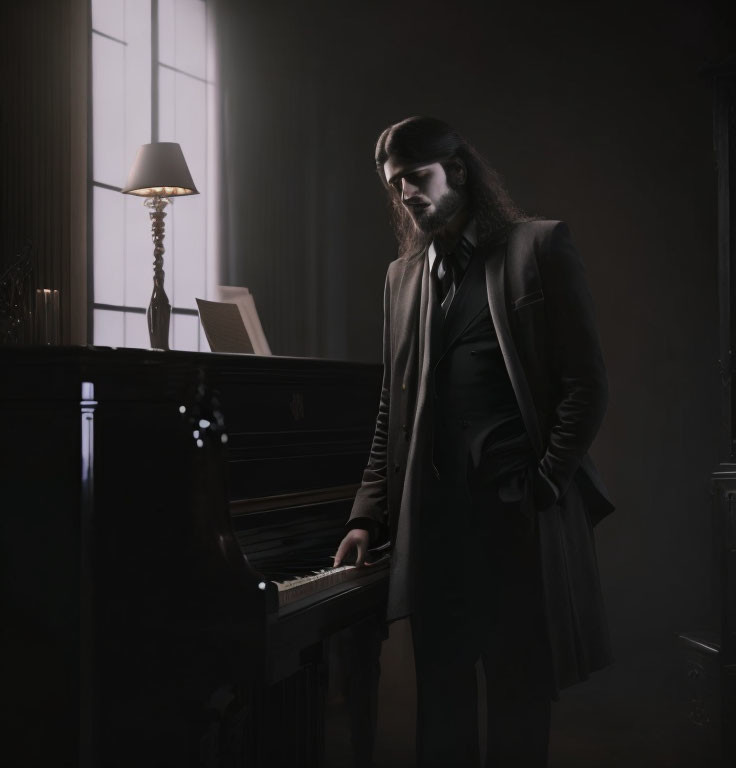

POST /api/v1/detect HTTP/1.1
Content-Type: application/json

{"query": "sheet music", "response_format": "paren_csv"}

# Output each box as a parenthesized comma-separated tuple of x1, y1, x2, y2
(215, 285, 272, 355)
(195, 298, 255, 354)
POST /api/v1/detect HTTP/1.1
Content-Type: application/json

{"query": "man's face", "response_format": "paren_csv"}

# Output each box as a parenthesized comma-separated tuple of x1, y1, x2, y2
(382, 155, 465, 234)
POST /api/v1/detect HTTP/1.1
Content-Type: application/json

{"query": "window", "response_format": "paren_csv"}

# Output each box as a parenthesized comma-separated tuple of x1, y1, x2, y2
(90, 0, 217, 350)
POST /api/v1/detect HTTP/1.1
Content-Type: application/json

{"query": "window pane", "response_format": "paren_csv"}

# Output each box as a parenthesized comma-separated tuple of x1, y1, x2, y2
(94, 309, 124, 347)
(92, 3, 150, 189)
(205, 81, 217, 300)
(174, 0, 207, 79)
(159, 69, 207, 309)
(92, 33, 125, 187)
(159, 67, 209, 183)
(172, 313, 200, 351)
(205, 2, 216, 81)
(124, 0, 152, 175)
(199, 322, 209, 352)
(91, 0, 124, 40)
(124, 311, 150, 349)
(93, 186, 125, 305)
(125, 194, 155, 309)
(158, 65, 176, 146)
(159, 0, 207, 79)
(158, 0, 176, 68)
(169, 196, 206, 310)
(172, 72, 207, 190)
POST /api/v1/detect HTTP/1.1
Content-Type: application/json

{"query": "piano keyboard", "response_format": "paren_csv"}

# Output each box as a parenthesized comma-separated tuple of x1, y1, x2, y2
(273, 556, 390, 607)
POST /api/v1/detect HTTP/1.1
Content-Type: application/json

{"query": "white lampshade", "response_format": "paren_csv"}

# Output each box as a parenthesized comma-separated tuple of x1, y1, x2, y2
(122, 142, 199, 197)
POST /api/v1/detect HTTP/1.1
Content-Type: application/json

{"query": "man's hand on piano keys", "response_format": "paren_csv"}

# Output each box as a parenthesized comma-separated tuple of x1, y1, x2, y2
(333, 528, 371, 568)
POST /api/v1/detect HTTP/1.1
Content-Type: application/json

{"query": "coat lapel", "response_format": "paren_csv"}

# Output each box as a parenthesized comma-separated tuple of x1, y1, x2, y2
(386, 250, 433, 620)
(392, 252, 425, 396)
(484, 236, 545, 458)
(393, 255, 423, 346)
(428, 266, 443, 376)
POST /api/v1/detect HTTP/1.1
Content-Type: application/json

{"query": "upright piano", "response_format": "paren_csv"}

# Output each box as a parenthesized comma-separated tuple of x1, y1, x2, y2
(0, 346, 389, 767)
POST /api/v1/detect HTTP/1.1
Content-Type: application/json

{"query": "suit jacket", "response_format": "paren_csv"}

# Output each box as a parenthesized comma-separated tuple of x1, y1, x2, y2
(427, 228, 536, 488)
(348, 219, 615, 694)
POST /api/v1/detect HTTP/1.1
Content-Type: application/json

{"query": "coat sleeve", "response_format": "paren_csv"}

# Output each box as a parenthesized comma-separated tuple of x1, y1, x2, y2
(345, 268, 392, 543)
(537, 221, 608, 501)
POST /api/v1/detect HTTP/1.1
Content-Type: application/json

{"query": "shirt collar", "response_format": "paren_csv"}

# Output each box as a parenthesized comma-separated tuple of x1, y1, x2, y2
(428, 218, 477, 272)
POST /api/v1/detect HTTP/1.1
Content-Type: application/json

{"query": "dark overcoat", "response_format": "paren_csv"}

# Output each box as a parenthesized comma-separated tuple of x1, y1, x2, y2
(348, 219, 615, 696)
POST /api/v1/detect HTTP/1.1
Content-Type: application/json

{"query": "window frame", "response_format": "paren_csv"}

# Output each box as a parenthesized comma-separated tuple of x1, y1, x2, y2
(88, 0, 213, 350)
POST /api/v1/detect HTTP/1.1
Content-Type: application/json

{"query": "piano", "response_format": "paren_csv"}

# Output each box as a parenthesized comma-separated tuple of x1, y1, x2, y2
(0, 345, 389, 767)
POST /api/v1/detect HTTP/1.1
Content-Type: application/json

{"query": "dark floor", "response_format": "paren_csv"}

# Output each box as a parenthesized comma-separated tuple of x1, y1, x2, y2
(325, 620, 723, 768)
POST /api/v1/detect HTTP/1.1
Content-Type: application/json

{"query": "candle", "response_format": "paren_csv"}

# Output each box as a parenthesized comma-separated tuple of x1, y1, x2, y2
(35, 288, 60, 345)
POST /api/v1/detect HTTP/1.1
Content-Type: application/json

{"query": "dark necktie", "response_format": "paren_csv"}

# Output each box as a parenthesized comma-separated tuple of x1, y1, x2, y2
(432, 236, 474, 314)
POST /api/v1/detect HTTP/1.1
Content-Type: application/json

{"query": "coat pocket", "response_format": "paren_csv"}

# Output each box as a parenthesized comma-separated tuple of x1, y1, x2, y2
(513, 289, 544, 310)
(496, 467, 527, 502)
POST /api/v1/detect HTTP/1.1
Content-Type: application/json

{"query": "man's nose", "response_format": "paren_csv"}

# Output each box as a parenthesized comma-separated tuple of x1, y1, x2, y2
(401, 178, 420, 201)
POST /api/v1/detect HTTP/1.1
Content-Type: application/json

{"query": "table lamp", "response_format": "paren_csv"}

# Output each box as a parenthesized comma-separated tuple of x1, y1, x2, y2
(122, 142, 198, 350)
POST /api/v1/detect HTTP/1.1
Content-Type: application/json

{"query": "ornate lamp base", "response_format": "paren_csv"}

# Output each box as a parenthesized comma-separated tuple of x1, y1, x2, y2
(144, 195, 171, 350)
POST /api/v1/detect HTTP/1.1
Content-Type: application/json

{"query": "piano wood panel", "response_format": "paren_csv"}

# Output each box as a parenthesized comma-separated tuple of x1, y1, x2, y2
(0, 346, 387, 768)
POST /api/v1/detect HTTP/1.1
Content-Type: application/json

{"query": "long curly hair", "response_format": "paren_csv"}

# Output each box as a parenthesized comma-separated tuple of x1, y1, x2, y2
(375, 116, 535, 260)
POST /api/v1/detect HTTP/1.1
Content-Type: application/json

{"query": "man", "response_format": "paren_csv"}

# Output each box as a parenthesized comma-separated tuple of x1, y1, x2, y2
(334, 116, 614, 767)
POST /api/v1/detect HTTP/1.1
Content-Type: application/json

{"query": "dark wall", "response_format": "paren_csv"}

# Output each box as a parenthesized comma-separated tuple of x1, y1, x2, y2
(315, 8, 733, 760)
(217, 3, 733, 758)
(218, 0, 731, 651)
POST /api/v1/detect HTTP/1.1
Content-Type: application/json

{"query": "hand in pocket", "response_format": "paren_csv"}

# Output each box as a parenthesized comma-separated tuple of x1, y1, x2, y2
(496, 465, 529, 503)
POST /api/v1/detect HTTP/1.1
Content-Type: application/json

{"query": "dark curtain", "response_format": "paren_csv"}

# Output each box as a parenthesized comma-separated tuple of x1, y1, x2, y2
(0, 0, 87, 345)
(212, 0, 351, 359)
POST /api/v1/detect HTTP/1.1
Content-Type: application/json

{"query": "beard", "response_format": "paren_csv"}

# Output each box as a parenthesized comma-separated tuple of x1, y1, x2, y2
(412, 187, 466, 234)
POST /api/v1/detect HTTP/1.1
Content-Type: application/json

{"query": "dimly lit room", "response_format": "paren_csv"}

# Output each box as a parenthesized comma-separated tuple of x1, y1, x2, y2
(1, 1, 735, 766)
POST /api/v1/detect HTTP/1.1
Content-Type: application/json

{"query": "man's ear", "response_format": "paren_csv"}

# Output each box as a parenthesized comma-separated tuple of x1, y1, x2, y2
(447, 157, 467, 186)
